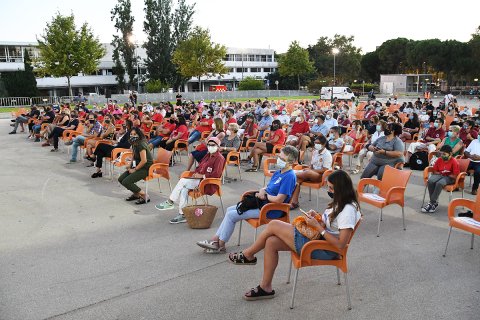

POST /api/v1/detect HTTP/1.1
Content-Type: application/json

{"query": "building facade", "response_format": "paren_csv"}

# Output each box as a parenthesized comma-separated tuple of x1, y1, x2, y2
(0, 42, 277, 97)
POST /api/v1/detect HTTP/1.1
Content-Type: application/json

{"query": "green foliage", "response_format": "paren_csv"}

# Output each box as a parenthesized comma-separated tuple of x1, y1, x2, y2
(307, 78, 329, 93)
(111, 0, 137, 89)
(172, 27, 228, 91)
(350, 83, 378, 92)
(307, 35, 362, 84)
(265, 71, 299, 90)
(36, 12, 105, 96)
(238, 77, 264, 90)
(360, 51, 380, 82)
(143, 0, 195, 88)
(1, 50, 38, 97)
(145, 79, 169, 93)
(112, 37, 126, 91)
(278, 41, 315, 89)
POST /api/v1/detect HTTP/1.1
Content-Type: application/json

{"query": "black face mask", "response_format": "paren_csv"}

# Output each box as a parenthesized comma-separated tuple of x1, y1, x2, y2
(129, 136, 139, 144)
(169, 119, 176, 124)
(271, 125, 279, 131)
(327, 191, 334, 199)
(104, 120, 111, 124)
(89, 119, 95, 124)
(384, 127, 392, 136)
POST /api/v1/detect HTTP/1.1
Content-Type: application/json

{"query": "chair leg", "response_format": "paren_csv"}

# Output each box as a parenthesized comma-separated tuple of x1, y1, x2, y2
(377, 208, 382, 237)
(422, 185, 427, 208)
(316, 188, 320, 209)
(344, 272, 352, 310)
(471, 233, 475, 249)
(237, 220, 242, 246)
(443, 226, 452, 257)
(238, 164, 242, 181)
(254, 228, 257, 242)
(286, 258, 292, 284)
(168, 180, 172, 192)
(336, 268, 341, 285)
(309, 187, 312, 201)
(219, 196, 225, 216)
(449, 192, 452, 202)
(145, 180, 149, 198)
(402, 206, 406, 231)
(290, 268, 299, 309)
(157, 178, 161, 193)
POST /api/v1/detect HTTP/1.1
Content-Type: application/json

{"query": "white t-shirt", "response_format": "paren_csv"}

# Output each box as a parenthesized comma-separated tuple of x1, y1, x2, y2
(324, 118, 338, 131)
(322, 203, 361, 236)
(371, 131, 384, 143)
(311, 148, 333, 170)
(277, 114, 291, 124)
(466, 139, 480, 163)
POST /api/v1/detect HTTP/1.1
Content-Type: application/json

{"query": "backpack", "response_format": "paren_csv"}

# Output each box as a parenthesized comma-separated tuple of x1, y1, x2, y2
(409, 151, 429, 170)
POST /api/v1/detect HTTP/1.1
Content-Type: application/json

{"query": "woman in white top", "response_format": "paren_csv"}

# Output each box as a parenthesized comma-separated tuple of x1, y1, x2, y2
(289, 135, 332, 208)
(351, 120, 386, 174)
(228, 170, 361, 301)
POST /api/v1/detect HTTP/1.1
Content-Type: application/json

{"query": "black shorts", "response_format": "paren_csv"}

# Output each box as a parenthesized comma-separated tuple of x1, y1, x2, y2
(266, 143, 274, 153)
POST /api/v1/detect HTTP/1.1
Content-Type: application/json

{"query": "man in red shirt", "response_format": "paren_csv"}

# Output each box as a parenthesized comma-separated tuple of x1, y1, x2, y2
(225, 108, 237, 125)
(459, 120, 478, 147)
(422, 145, 459, 213)
(188, 111, 214, 144)
(151, 107, 164, 123)
(406, 118, 445, 162)
(155, 136, 225, 224)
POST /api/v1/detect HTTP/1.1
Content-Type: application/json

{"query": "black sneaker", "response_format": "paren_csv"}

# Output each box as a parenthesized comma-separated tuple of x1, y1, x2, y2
(8, 131, 16, 134)
(421, 202, 437, 213)
(458, 211, 473, 218)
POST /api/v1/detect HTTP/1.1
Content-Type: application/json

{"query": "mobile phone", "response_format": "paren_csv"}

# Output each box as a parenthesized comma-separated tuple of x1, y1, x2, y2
(300, 208, 310, 217)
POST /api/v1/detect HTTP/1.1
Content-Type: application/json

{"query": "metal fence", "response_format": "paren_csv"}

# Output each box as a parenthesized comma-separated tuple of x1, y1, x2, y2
(1, 90, 312, 107)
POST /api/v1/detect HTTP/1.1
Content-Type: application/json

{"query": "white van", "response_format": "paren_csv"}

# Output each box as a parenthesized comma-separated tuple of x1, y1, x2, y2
(320, 87, 355, 100)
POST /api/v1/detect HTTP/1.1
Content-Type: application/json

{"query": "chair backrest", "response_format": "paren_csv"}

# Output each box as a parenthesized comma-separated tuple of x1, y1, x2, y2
(156, 148, 172, 164)
(457, 158, 470, 173)
(379, 166, 411, 197)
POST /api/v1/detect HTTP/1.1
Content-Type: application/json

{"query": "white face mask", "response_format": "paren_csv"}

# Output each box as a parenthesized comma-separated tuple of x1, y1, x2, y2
(295, 117, 301, 122)
(314, 119, 319, 124)
(314, 143, 323, 151)
(226, 130, 232, 136)
(212, 124, 216, 130)
(205, 115, 210, 119)
(326, 115, 331, 120)
(207, 146, 218, 154)
(276, 157, 287, 169)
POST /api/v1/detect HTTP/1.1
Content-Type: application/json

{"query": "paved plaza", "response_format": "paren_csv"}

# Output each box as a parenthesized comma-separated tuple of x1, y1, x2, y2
(0, 118, 479, 320)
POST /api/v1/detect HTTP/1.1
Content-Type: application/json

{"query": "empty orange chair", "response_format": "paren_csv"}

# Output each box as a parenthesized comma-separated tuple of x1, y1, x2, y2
(294, 168, 333, 208)
(145, 148, 173, 196)
(173, 137, 189, 163)
(357, 165, 412, 236)
(422, 158, 470, 206)
(224, 149, 242, 183)
(344, 143, 364, 169)
(262, 158, 277, 186)
(287, 218, 362, 309)
(443, 192, 480, 257)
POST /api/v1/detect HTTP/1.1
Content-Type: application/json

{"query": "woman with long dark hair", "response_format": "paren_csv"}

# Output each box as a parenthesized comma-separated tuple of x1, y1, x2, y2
(228, 170, 361, 301)
(118, 127, 153, 204)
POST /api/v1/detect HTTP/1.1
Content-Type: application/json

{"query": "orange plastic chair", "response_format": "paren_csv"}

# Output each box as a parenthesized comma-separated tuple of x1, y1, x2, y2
(357, 165, 412, 236)
(260, 130, 271, 142)
(422, 158, 470, 206)
(180, 170, 225, 215)
(262, 158, 277, 186)
(236, 185, 297, 246)
(224, 149, 242, 183)
(443, 191, 480, 257)
(107, 147, 131, 179)
(173, 138, 189, 163)
(344, 143, 364, 169)
(145, 148, 172, 196)
(200, 131, 211, 141)
(62, 123, 85, 141)
(293, 168, 333, 208)
(287, 217, 362, 309)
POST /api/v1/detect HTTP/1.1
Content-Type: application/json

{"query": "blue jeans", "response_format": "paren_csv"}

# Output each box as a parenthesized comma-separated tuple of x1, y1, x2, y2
(71, 135, 86, 160)
(294, 228, 338, 260)
(33, 124, 41, 133)
(216, 205, 260, 243)
(188, 130, 201, 144)
(148, 136, 164, 148)
(468, 161, 480, 191)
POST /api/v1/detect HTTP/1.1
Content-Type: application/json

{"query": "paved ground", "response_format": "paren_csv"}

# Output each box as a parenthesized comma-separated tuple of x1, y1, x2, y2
(0, 119, 479, 320)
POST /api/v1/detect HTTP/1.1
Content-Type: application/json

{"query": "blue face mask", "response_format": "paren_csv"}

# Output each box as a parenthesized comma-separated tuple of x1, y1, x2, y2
(447, 131, 452, 137)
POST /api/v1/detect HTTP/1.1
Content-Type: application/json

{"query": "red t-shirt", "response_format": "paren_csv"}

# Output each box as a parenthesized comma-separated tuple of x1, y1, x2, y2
(226, 118, 237, 125)
(289, 121, 310, 136)
(152, 113, 164, 123)
(171, 124, 189, 140)
(433, 157, 460, 177)
(160, 122, 176, 138)
(459, 128, 478, 147)
(115, 119, 124, 126)
(271, 128, 286, 145)
(424, 127, 445, 142)
(195, 118, 213, 133)
(97, 114, 104, 122)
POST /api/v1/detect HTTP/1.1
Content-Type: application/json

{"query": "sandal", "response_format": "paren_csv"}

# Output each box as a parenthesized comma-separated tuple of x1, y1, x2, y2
(196, 240, 219, 250)
(228, 252, 257, 265)
(135, 197, 150, 205)
(204, 247, 226, 254)
(290, 203, 299, 210)
(125, 194, 140, 201)
(244, 285, 275, 301)
(245, 166, 258, 172)
(351, 169, 360, 174)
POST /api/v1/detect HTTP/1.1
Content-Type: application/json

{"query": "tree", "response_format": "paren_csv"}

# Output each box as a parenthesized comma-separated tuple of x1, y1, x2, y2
(172, 27, 228, 91)
(111, 0, 137, 90)
(307, 35, 362, 84)
(238, 77, 264, 90)
(36, 13, 105, 96)
(360, 51, 380, 82)
(278, 41, 315, 89)
(1, 49, 38, 97)
(145, 79, 169, 93)
(111, 37, 126, 91)
(143, 0, 195, 88)
(375, 38, 411, 74)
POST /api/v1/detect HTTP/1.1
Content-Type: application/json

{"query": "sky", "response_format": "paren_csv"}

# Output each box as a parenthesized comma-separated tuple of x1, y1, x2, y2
(0, 0, 478, 53)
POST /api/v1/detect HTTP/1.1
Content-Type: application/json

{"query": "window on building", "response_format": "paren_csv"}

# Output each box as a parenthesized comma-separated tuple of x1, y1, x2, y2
(105, 69, 113, 76)
(263, 68, 271, 72)
(0, 46, 7, 62)
(7, 46, 22, 62)
(250, 67, 261, 72)
(266, 55, 273, 62)
(236, 68, 247, 73)
(248, 54, 255, 61)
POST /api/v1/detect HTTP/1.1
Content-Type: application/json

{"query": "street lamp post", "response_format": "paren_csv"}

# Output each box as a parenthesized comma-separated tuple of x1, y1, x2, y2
(331, 48, 339, 102)
(127, 34, 140, 93)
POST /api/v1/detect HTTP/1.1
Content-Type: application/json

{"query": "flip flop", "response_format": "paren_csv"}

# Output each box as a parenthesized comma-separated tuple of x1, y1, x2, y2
(228, 252, 257, 265)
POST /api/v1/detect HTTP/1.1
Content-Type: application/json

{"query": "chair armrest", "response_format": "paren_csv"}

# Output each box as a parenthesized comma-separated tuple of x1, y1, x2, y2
(180, 171, 195, 178)
(293, 165, 309, 170)
(226, 151, 240, 162)
(357, 178, 381, 192)
(454, 172, 467, 186)
(246, 138, 257, 148)
(174, 139, 188, 148)
(423, 166, 434, 183)
(119, 151, 133, 165)
(241, 190, 258, 199)
(385, 186, 406, 204)
(111, 148, 131, 160)
(258, 203, 290, 224)
(299, 240, 343, 265)
(448, 198, 476, 219)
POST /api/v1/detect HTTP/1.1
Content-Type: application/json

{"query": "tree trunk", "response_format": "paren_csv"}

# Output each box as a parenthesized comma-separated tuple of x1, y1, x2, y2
(297, 74, 300, 90)
(198, 76, 202, 92)
(67, 76, 72, 97)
